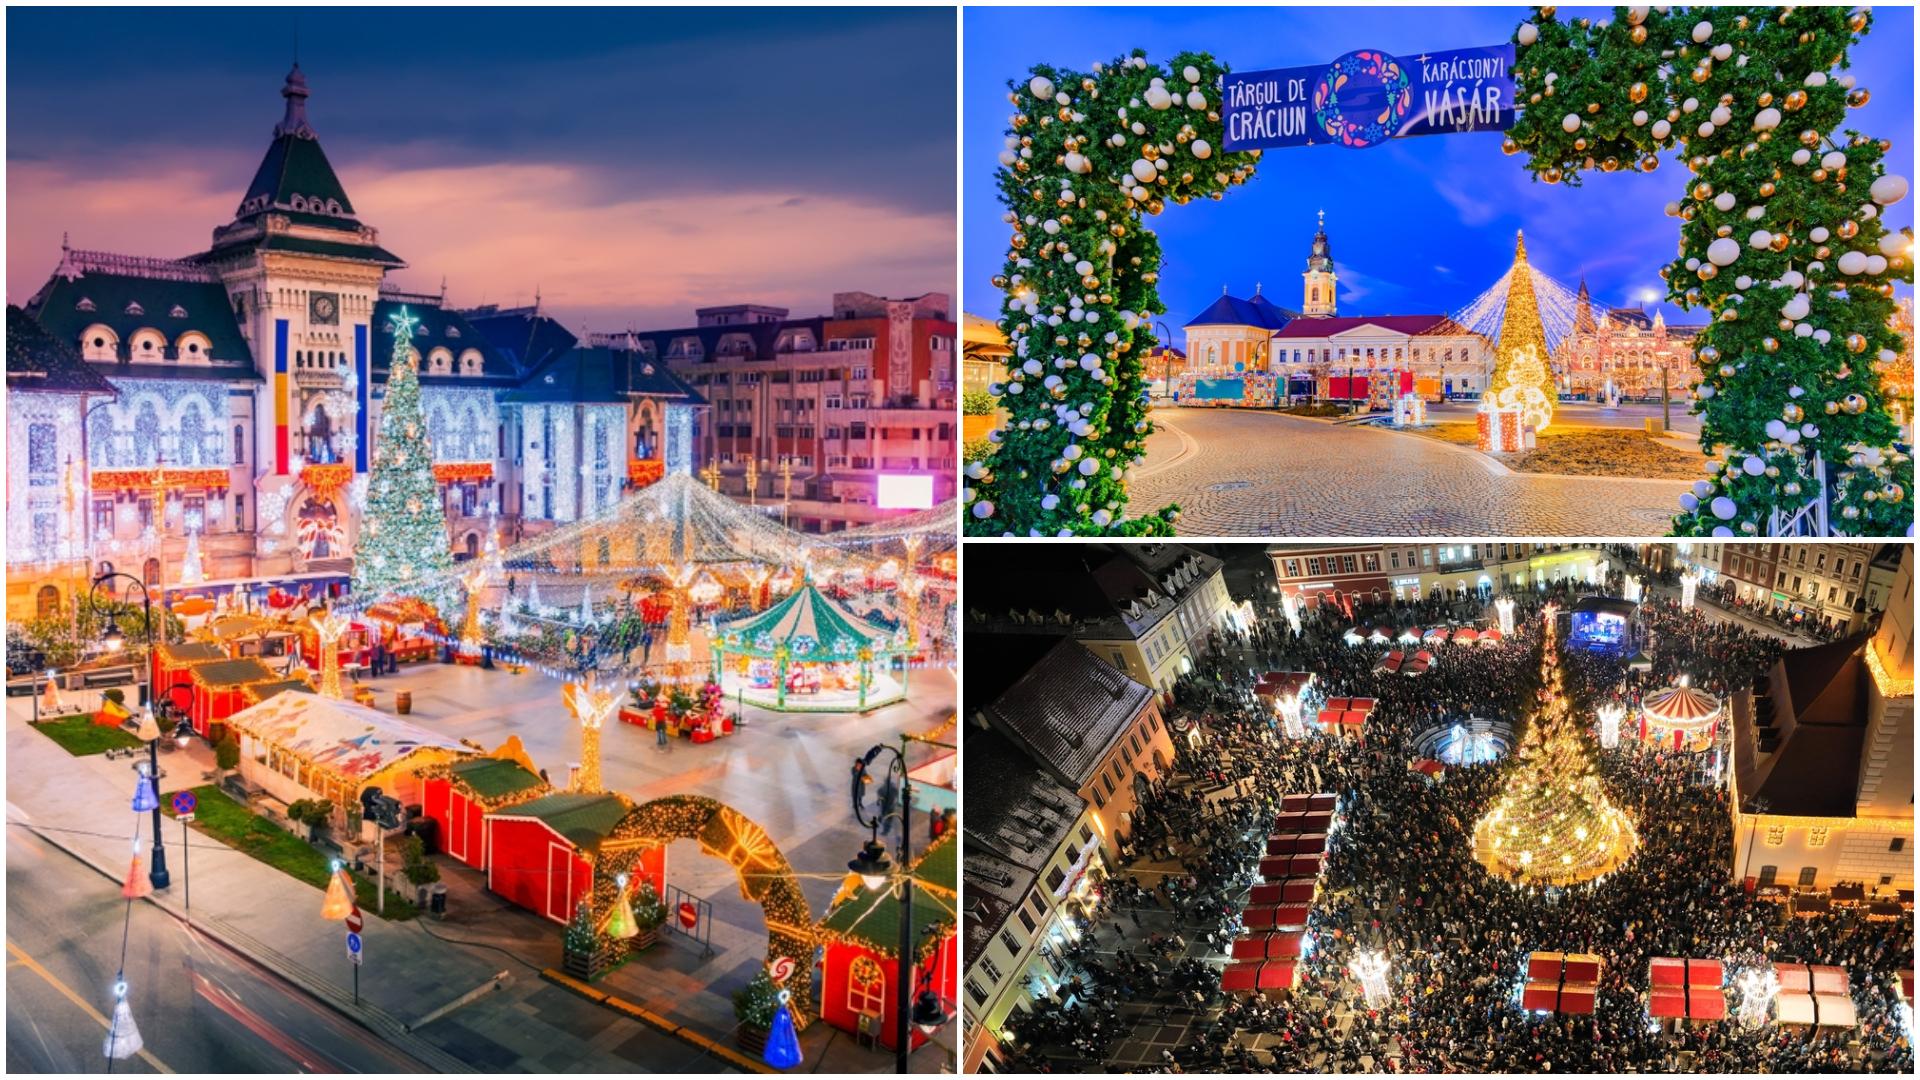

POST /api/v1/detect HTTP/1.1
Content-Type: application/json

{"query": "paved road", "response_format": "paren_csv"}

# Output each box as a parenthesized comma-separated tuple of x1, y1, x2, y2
(6, 824, 425, 1074)
(1132, 407, 1691, 536)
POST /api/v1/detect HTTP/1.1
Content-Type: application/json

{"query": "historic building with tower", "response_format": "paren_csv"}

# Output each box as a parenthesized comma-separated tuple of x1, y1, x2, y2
(6, 66, 948, 619)
(1555, 279, 1705, 401)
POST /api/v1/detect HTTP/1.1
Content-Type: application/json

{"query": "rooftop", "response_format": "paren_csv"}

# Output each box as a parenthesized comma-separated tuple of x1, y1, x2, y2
(1733, 635, 1876, 818)
(962, 729, 1087, 964)
(979, 638, 1154, 791)
(966, 543, 1224, 642)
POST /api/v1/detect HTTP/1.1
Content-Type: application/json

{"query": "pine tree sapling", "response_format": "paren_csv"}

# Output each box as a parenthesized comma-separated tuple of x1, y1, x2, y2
(968, 51, 1263, 536)
(352, 307, 457, 599)
(1506, 6, 1913, 536)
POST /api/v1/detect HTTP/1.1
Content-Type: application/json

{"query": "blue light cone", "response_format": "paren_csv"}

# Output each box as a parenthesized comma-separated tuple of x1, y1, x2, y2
(763, 998, 803, 1070)
(131, 772, 159, 814)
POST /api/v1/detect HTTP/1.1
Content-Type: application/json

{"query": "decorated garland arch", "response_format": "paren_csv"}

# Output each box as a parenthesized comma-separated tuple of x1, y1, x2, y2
(589, 795, 818, 1018)
(964, 50, 1262, 536)
(1504, 5, 1912, 536)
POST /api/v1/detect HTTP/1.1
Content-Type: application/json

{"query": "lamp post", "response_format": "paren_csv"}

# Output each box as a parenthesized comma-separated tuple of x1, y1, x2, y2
(849, 731, 956, 1073)
(92, 571, 168, 890)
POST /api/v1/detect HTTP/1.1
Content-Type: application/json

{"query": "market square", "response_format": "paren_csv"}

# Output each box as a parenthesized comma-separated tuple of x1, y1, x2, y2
(960, 5, 1915, 539)
(962, 541, 1914, 1073)
(5, 6, 959, 1073)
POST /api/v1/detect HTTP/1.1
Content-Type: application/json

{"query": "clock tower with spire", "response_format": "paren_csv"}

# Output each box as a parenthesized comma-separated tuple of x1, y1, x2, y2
(1301, 210, 1338, 317)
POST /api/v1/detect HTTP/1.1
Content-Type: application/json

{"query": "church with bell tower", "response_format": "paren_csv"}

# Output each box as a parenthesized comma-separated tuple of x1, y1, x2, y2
(1301, 210, 1338, 318)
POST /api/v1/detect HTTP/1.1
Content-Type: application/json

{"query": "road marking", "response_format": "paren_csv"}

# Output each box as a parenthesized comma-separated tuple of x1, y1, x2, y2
(6, 939, 176, 1073)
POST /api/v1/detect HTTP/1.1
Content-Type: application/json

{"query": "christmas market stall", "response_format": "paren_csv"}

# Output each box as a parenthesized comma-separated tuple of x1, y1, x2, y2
(197, 612, 300, 662)
(178, 657, 285, 739)
(1646, 957, 1727, 1025)
(1773, 963, 1858, 1031)
(710, 578, 911, 713)
(1638, 682, 1724, 752)
(239, 677, 315, 707)
(817, 832, 957, 1053)
(1522, 952, 1604, 1015)
(361, 597, 446, 663)
(419, 737, 550, 871)
(1315, 697, 1374, 739)
(150, 641, 227, 702)
(220, 691, 474, 821)
(485, 791, 663, 925)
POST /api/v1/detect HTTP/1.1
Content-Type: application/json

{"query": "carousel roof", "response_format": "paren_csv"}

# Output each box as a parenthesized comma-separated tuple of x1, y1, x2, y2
(715, 580, 904, 659)
(1643, 684, 1723, 724)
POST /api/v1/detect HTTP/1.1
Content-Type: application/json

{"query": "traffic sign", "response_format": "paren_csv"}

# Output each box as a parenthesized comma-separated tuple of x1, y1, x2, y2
(345, 908, 364, 934)
(171, 791, 197, 816)
(346, 931, 363, 965)
(678, 900, 699, 931)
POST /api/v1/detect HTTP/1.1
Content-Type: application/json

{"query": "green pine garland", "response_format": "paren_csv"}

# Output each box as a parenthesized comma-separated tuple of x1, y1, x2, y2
(1505, 5, 1913, 536)
(964, 50, 1261, 536)
(351, 307, 457, 599)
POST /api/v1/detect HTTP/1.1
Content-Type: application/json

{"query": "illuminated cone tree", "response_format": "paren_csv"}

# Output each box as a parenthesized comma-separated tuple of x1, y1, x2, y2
(351, 307, 455, 600)
(1505, 6, 1913, 535)
(1473, 609, 1637, 886)
(1489, 231, 1557, 431)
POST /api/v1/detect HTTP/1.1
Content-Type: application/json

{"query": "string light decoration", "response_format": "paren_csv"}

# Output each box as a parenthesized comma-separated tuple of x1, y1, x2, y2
(1473, 606, 1638, 886)
(351, 307, 455, 602)
(1680, 569, 1702, 610)
(177, 529, 206, 586)
(1735, 965, 1780, 1030)
(1507, 6, 1913, 536)
(1597, 703, 1625, 750)
(965, 49, 1263, 536)
(1488, 232, 1558, 431)
(1351, 949, 1392, 1010)
(561, 676, 619, 795)
(310, 608, 351, 699)
(1624, 575, 1644, 604)
(1281, 591, 1302, 635)
(594, 795, 818, 1019)
(1495, 596, 1517, 636)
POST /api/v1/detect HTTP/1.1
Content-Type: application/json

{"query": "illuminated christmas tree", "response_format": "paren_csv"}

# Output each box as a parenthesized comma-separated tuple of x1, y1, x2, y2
(1490, 230, 1556, 431)
(1473, 610, 1637, 886)
(350, 307, 453, 601)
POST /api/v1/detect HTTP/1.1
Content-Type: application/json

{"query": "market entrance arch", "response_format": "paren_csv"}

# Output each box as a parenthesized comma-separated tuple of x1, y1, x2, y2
(593, 795, 817, 1017)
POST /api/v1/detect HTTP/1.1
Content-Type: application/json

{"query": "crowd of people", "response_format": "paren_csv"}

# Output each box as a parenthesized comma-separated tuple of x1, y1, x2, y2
(993, 575, 1914, 1074)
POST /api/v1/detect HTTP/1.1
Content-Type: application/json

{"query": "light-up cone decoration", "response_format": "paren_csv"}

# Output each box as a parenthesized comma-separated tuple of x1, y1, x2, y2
(320, 863, 356, 919)
(122, 843, 153, 900)
(604, 872, 639, 940)
(131, 765, 159, 813)
(1473, 606, 1637, 887)
(102, 982, 143, 1060)
(764, 988, 804, 1070)
(311, 608, 352, 699)
(562, 676, 620, 795)
(1488, 230, 1556, 432)
(41, 671, 63, 714)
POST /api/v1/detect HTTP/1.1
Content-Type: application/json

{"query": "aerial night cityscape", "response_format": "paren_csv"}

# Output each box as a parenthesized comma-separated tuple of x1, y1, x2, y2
(6, 6, 958, 1074)
(6, 3, 1918, 1079)
(962, 541, 1913, 1073)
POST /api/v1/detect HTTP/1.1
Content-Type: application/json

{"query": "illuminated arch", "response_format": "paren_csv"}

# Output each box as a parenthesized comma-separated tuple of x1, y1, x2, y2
(592, 795, 818, 1019)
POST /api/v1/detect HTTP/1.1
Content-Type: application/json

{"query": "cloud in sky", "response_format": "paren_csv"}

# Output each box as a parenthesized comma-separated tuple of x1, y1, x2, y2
(6, 6, 957, 330)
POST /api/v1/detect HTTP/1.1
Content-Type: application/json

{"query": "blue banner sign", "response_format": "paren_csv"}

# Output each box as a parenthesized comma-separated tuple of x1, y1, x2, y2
(1223, 44, 1515, 151)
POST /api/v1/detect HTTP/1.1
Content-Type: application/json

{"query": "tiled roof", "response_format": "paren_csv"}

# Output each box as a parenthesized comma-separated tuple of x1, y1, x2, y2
(371, 298, 523, 384)
(1732, 635, 1874, 818)
(1185, 292, 1295, 330)
(1270, 314, 1454, 338)
(462, 308, 581, 373)
(7, 304, 117, 395)
(967, 543, 1223, 642)
(237, 130, 358, 225)
(963, 729, 1087, 963)
(982, 638, 1153, 790)
(499, 344, 700, 404)
(23, 263, 255, 373)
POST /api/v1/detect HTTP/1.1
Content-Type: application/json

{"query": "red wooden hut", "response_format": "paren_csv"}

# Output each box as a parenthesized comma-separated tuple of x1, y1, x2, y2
(818, 833, 957, 1054)
(178, 657, 283, 739)
(151, 641, 227, 701)
(421, 742, 549, 871)
(485, 791, 663, 925)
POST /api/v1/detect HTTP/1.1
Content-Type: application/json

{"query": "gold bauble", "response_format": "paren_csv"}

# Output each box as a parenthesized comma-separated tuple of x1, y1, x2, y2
(1846, 333, 1868, 353)
(1630, 25, 1648, 44)
(1837, 219, 1859, 239)
(1759, 180, 1776, 197)
(1758, 91, 1774, 108)
(1640, 155, 1661, 172)
(1769, 233, 1791, 252)
(1602, 157, 1620, 173)
(1849, 11, 1869, 32)
(1812, 169, 1829, 183)
(1542, 167, 1563, 185)
(1501, 136, 1521, 156)
(1784, 90, 1808, 111)
(1692, 181, 1714, 200)
(1587, 101, 1602, 114)
(1697, 263, 1718, 280)
(1847, 88, 1871, 108)
(1629, 82, 1649, 104)
(1762, 337, 1781, 353)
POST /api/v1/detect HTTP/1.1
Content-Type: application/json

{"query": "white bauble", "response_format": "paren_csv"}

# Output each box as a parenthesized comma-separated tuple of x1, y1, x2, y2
(1753, 107, 1781, 131)
(1562, 113, 1582, 133)
(1870, 174, 1909, 205)
(1711, 43, 1732, 62)
(1697, 121, 1716, 138)
(1735, 274, 1754, 289)
(1077, 458, 1099, 476)
(1652, 119, 1672, 139)
(1710, 105, 1732, 126)
(1065, 151, 1091, 174)
(1691, 20, 1712, 42)
(1091, 509, 1113, 527)
(1074, 259, 1094, 275)
(1633, 109, 1649, 126)
(1707, 237, 1740, 266)
(1130, 158, 1157, 182)
(1023, 358, 1043, 375)
(1029, 76, 1055, 100)
(1780, 269, 1805, 289)
(1746, 206, 1765, 220)
(1837, 250, 1870, 275)
(1742, 455, 1766, 476)
(1697, 384, 1716, 399)
(1821, 151, 1848, 170)
(1517, 22, 1538, 46)
(1682, 97, 1699, 113)
(1692, 480, 1713, 498)
(1679, 492, 1700, 512)
(1185, 89, 1207, 110)
(1765, 419, 1788, 440)
(1865, 254, 1888, 274)
(1191, 139, 1212, 160)
(1712, 526, 1734, 537)
(1748, 230, 1773, 249)
(1182, 65, 1201, 84)
(1781, 428, 1801, 445)
(1042, 219, 1061, 235)
(971, 499, 994, 519)
(1145, 85, 1173, 110)
(1040, 494, 1060, 512)
(1880, 233, 1909, 256)
(1710, 496, 1738, 520)
(1794, 323, 1814, 338)
(1792, 148, 1811, 166)
(998, 150, 1017, 167)
(1804, 71, 1828, 87)
(1782, 294, 1811, 320)
(1713, 192, 1736, 211)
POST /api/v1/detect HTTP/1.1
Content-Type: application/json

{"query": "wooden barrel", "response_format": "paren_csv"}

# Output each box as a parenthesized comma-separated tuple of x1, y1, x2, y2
(395, 690, 413, 715)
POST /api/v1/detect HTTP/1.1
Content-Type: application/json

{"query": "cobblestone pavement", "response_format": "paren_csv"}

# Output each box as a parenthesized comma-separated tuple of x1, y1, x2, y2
(1132, 407, 1692, 536)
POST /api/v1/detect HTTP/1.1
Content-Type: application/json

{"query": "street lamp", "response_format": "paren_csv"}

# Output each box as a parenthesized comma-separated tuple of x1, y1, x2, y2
(92, 570, 169, 890)
(849, 733, 956, 1072)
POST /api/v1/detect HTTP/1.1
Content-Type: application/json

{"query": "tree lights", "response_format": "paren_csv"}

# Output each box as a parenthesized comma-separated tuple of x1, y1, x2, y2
(967, 49, 1263, 536)
(351, 307, 455, 603)
(1507, 5, 1914, 536)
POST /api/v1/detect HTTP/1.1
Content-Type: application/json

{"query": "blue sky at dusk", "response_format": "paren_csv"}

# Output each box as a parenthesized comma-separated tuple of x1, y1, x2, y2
(7, 6, 956, 331)
(962, 5, 1914, 329)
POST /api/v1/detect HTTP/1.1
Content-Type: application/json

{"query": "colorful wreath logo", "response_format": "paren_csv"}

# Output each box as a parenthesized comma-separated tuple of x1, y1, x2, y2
(1313, 49, 1412, 148)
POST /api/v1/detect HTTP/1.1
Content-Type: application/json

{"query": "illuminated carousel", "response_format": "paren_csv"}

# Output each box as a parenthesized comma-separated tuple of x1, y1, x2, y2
(709, 577, 911, 713)
(1473, 608, 1638, 887)
(1639, 680, 1723, 753)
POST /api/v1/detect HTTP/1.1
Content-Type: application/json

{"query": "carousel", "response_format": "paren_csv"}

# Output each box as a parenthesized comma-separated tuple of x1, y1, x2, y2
(1639, 681, 1723, 752)
(709, 578, 910, 713)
